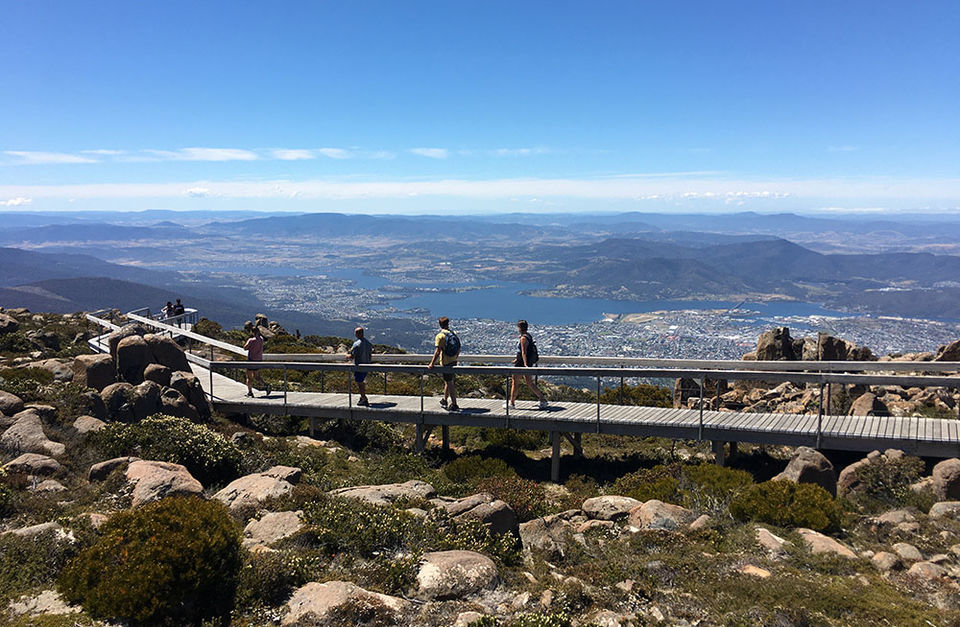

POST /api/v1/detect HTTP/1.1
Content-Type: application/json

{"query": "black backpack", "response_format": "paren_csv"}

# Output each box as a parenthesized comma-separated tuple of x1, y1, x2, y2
(443, 331, 461, 357)
(523, 333, 539, 364)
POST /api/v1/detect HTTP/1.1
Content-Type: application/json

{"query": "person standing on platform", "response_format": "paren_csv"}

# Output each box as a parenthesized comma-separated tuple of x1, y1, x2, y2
(507, 319, 548, 409)
(346, 326, 373, 406)
(427, 316, 460, 411)
(243, 321, 271, 398)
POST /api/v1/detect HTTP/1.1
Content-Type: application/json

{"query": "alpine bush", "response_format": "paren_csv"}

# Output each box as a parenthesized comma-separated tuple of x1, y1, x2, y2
(730, 480, 842, 532)
(680, 463, 753, 511)
(59, 497, 242, 626)
(96, 414, 242, 485)
(610, 464, 681, 503)
(846, 454, 929, 512)
(443, 455, 516, 485)
(475, 475, 548, 521)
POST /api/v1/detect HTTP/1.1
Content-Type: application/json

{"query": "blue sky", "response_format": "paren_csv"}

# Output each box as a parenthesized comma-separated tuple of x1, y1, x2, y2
(1, 1, 958, 214)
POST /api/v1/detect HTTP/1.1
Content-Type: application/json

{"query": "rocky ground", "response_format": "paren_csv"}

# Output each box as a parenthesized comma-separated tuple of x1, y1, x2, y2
(1, 308, 960, 626)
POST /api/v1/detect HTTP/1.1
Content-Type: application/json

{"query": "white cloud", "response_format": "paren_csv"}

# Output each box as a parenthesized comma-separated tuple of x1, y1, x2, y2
(185, 187, 213, 197)
(144, 147, 259, 162)
(491, 147, 551, 157)
(4, 151, 98, 165)
(316, 148, 352, 159)
(273, 149, 317, 161)
(410, 147, 449, 159)
(0, 196, 32, 207)
(81, 149, 126, 155)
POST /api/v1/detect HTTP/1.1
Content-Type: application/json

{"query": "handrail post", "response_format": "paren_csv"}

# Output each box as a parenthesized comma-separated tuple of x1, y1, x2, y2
(348, 369, 352, 409)
(505, 374, 510, 428)
(209, 362, 213, 402)
(817, 380, 824, 449)
(283, 367, 288, 414)
(321, 371, 325, 393)
(384, 372, 388, 395)
(620, 375, 625, 405)
(698, 375, 705, 441)
(596, 375, 601, 430)
(419, 373, 424, 420)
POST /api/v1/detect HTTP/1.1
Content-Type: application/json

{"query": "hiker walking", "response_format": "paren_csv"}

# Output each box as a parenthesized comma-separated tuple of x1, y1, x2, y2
(506, 319, 548, 409)
(346, 326, 373, 406)
(243, 321, 271, 398)
(427, 316, 460, 411)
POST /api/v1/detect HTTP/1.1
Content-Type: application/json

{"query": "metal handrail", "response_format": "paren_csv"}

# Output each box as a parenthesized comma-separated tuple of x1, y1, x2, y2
(124, 312, 247, 356)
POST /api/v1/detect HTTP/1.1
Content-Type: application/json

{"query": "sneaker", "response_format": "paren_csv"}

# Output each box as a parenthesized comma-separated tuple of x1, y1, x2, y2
(439, 398, 448, 408)
(264, 382, 272, 396)
(448, 404, 460, 412)
(357, 398, 369, 407)
(245, 391, 254, 397)
(538, 399, 549, 409)
(503, 401, 516, 409)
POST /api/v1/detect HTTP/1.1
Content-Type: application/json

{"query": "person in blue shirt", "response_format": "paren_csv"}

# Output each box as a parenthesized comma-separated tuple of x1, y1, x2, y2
(346, 326, 373, 406)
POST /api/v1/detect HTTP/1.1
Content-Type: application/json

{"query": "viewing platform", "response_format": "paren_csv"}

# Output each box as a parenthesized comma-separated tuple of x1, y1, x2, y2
(86, 309, 960, 481)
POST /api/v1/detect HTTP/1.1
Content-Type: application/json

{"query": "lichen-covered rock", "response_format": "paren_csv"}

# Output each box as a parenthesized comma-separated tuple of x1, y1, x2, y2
(169, 371, 211, 419)
(73, 414, 106, 434)
(329, 480, 436, 506)
(931, 458, 960, 500)
(143, 363, 172, 387)
(72, 354, 115, 391)
(24, 359, 73, 382)
(3, 453, 62, 475)
(100, 382, 135, 422)
(849, 393, 888, 416)
(756, 527, 788, 555)
(131, 380, 162, 421)
(89, 456, 140, 481)
(125, 459, 203, 507)
(519, 514, 573, 558)
(243, 510, 304, 548)
(929, 501, 960, 520)
(907, 561, 949, 580)
(795, 528, 856, 559)
(1, 410, 64, 456)
(440, 492, 519, 536)
(144, 333, 191, 372)
(582, 495, 642, 521)
(106, 324, 148, 359)
(6, 589, 80, 618)
(415, 550, 498, 600)
(755, 327, 797, 361)
(934, 339, 960, 362)
(627, 500, 696, 531)
(282, 581, 409, 625)
(116, 335, 150, 383)
(159, 387, 199, 421)
(214, 472, 294, 511)
(0, 312, 20, 334)
(892, 542, 923, 562)
(262, 465, 302, 484)
(773, 446, 837, 496)
(0, 390, 25, 416)
(872, 551, 902, 571)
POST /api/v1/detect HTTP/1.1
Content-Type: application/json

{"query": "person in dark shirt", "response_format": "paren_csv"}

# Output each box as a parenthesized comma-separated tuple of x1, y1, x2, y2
(346, 326, 373, 406)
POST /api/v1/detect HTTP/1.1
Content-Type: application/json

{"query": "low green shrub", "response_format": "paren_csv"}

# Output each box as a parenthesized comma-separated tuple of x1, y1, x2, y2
(235, 549, 325, 609)
(95, 414, 242, 486)
(443, 455, 517, 485)
(0, 367, 54, 401)
(59, 497, 242, 626)
(509, 612, 573, 627)
(609, 464, 681, 503)
(482, 428, 547, 450)
(475, 475, 547, 522)
(0, 483, 15, 519)
(846, 455, 929, 512)
(0, 332, 36, 354)
(730, 480, 842, 532)
(680, 463, 753, 511)
(0, 529, 84, 605)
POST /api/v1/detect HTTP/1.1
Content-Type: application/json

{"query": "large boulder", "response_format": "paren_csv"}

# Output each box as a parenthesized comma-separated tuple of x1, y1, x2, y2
(214, 471, 295, 511)
(116, 335, 149, 384)
(144, 334, 191, 372)
(415, 550, 498, 600)
(838, 457, 871, 497)
(627, 500, 696, 531)
(0, 410, 64, 456)
(0, 390, 25, 416)
(440, 492, 519, 536)
(0, 312, 19, 334)
(131, 381, 162, 421)
(817, 333, 874, 361)
(25, 359, 73, 382)
(329, 480, 436, 506)
(125, 460, 203, 507)
(929, 501, 960, 520)
(519, 514, 574, 558)
(795, 528, 856, 559)
(243, 510, 304, 548)
(934, 339, 960, 362)
(100, 382, 135, 422)
(755, 327, 797, 361)
(931, 459, 960, 500)
(159, 387, 199, 421)
(72, 354, 115, 391)
(773, 447, 837, 496)
(106, 324, 148, 359)
(89, 456, 140, 481)
(3, 453, 62, 476)
(169, 371, 211, 419)
(848, 393, 888, 416)
(143, 363, 171, 387)
(282, 581, 409, 626)
(582, 495, 642, 521)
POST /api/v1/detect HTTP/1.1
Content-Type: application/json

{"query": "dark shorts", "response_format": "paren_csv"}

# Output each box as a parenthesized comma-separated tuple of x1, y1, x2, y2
(354, 371, 367, 383)
(441, 372, 455, 383)
(513, 357, 537, 368)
